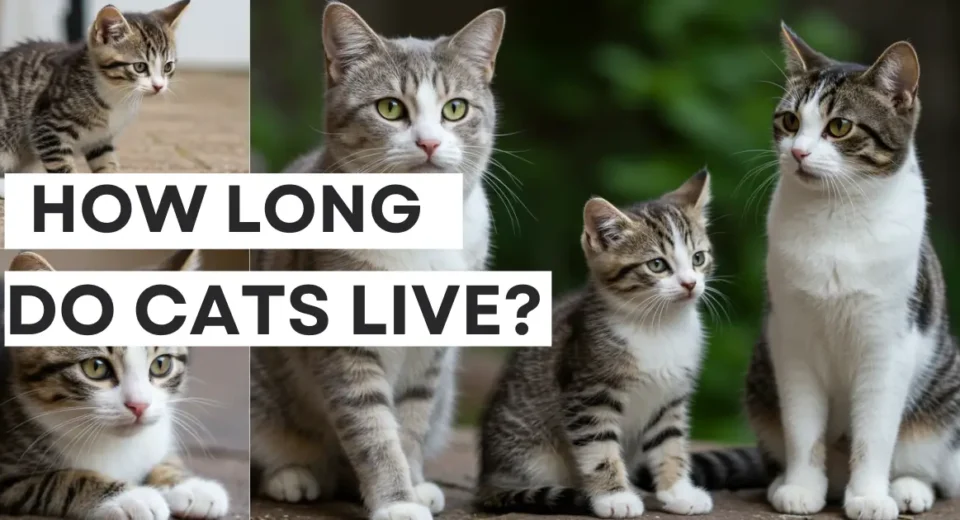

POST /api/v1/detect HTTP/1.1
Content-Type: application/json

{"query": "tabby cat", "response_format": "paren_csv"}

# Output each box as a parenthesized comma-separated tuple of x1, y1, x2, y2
(688, 24, 960, 520)
(0, 0, 189, 175)
(0, 250, 230, 519)
(250, 3, 504, 520)
(477, 171, 715, 518)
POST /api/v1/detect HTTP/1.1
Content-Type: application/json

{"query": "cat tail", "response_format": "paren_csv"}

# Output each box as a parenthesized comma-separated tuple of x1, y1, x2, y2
(632, 447, 774, 491)
(475, 485, 592, 515)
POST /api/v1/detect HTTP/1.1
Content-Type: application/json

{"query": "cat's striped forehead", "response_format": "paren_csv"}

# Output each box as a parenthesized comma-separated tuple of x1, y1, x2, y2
(93, 12, 178, 64)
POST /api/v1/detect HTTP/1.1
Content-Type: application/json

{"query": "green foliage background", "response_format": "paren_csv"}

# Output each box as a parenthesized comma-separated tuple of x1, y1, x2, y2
(252, 0, 959, 443)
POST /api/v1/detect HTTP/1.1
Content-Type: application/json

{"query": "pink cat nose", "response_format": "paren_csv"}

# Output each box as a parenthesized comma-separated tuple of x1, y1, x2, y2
(125, 401, 149, 419)
(152, 83, 163, 93)
(791, 148, 810, 162)
(416, 139, 440, 158)
(680, 280, 697, 293)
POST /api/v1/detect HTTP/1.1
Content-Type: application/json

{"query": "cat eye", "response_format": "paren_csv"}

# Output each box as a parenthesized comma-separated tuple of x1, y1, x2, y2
(163, 61, 175, 74)
(692, 251, 706, 267)
(646, 258, 669, 273)
(133, 62, 148, 73)
(780, 112, 800, 132)
(150, 355, 174, 377)
(80, 358, 113, 381)
(376, 98, 407, 121)
(442, 99, 469, 121)
(826, 118, 853, 138)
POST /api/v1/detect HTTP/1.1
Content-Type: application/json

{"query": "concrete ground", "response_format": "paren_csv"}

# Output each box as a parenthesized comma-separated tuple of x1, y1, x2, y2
(251, 430, 960, 520)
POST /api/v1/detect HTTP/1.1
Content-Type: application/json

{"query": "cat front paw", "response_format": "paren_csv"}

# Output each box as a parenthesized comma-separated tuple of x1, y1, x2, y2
(93, 486, 171, 520)
(891, 476, 935, 513)
(591, 491, 644, 518)
(844, 492, 899, 520)
(656, 481, 713, 515)
(413, 482, 445, 513)
(370, 501, 433, 520)
(263, 465, 320, 503)
(164, 477, 229, 518)
(770, 484, 826, 515)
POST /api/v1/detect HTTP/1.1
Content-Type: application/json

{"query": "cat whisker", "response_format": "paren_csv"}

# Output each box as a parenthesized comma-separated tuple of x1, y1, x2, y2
(7, 406, 98, 433)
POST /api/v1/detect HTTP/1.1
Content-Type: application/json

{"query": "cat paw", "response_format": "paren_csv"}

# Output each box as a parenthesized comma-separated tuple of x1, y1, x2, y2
(263, 465, 320, 503)
(843, 494, 899, 520)
(93, 486, 171, 520)
(770, 484, 826, 515)
(370, 501, 433, 520)
(413, 482, 445, 513)
(591, 491, 645, 518)
(765, 474, 784, 504)
(656, 481, 713, 515)
(891, 476, 935, 513)
(164, 477, 230, 518)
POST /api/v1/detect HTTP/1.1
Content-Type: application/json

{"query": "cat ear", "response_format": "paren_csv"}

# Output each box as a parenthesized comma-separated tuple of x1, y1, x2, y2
(9, 252, 55, 272)
(780, 22, 833, 75)
(582, 197, 630, 251)
(154, 250, 202, 271)
(665, 168, 711, 214)
(90, 5, 131, 45)
(152, 0, 191, 30)
(322, 2, 385, 86)
(447, 9, 506, 83)
(861, 41, 920, 109)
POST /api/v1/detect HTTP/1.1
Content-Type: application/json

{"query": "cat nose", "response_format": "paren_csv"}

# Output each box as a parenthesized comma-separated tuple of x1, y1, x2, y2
(125, 401, 149, 419)
(152, 82, 163, 93)
(416, 139, 440, 158)
(791, 148, 810, 162)
(680, 280, 697, 293)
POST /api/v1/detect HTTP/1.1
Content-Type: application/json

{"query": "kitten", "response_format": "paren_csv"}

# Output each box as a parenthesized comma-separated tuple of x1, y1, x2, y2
(689, 24, 960, 520)
(0, 1, 189, 175)
(0, 250, 230, 520)
(250, 3, 504, 520)
(477, 171, 715, 518)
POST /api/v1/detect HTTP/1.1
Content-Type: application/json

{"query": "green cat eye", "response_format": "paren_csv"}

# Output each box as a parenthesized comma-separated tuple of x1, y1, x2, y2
(163, 61, 174, 74)
(692, 251, 706, 267)
(150, 355, 173, 377)
(81, 358, 112, 380)
(646, 258, 669, 273)
(781, 112, 800, 132)
(133, 62, 148, 73)
(442, 99, 469, 121)
(826, 118, 853, 138)
(376, 98, 406, 120)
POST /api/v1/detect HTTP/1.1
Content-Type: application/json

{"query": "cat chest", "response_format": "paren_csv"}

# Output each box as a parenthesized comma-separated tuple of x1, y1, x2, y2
(61, 421, 172, 484)
(77, 103, 139, 148)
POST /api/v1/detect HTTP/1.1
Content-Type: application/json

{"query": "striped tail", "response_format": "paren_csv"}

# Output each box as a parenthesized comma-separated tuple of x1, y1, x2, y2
(476, 486, 591, 515)
(633, 447, 775, 491)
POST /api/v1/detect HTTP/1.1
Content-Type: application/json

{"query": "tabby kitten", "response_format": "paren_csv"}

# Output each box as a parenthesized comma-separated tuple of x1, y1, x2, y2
(690, 25, 960, 520)
(0, 250, 230, 520)
(478, 171, 715, 518)
(0, 0, 189, 175)
(250, 3, 503, 520)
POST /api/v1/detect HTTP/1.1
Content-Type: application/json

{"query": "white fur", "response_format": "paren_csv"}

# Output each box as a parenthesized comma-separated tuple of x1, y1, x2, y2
(264, 465, 320, 503)
(591, 490, 645, 518)
(92, 486, 170, 520)
(371, 501, 432, 520)
(656, 479, 713, 515)
(765, 87, 948, 519)
(163, 477, 230, 519)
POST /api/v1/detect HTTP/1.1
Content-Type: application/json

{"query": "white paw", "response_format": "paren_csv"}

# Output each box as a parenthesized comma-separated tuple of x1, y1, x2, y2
(264, 465, 320, 503)
(370, 501, 432, 520)
(765, 474, 784, 504)
(891, 476, 935, 513)
(591, 491, 645, 518)
(164, 477, 229, 518)
(843, 494, 899, 520)
(413, 482, 445, 514)
(770, 484, 826, 515)
(93, 486, 171, 520)
(656, 481, 713, 515)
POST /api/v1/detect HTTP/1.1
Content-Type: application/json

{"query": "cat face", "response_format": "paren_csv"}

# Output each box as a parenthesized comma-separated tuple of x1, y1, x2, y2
(11, 347, 188, 436)
(582, 170, 714, 313)
(87, 1, 190, 96)
(319, 2, 504, 184)
(773, 24, 920, 189)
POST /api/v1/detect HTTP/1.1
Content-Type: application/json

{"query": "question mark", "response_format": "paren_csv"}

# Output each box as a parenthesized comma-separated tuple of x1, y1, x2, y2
(506, 284, 540, 335)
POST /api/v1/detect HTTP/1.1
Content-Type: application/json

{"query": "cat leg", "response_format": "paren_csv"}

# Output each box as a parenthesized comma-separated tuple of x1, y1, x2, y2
(83, 141, 120, 172)
(320, 348, 430, 520)
(0, 469, 168, 520)
(642, 400, 712, 515)
(563, 387, 643, 518)
(843, 343, 914, 520)
(146, 455, 230, 518)
(393, 348, 456, 514)
(29, 120, 78, 173)
(887, 422, 948, 514)
(251, 415, 333, 503)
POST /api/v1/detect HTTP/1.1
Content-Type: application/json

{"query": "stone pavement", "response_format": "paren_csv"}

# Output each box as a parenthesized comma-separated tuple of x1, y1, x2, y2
(251, 430, 960, 520)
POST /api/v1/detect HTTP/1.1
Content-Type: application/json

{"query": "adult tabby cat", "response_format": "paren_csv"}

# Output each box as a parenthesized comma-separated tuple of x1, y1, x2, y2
(0, 0, 189, 175)
(477, 171, 715, 518)
(0, 250, 229, 519)
(688, 24, 960, 520)
(250, 3, 503, 520)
